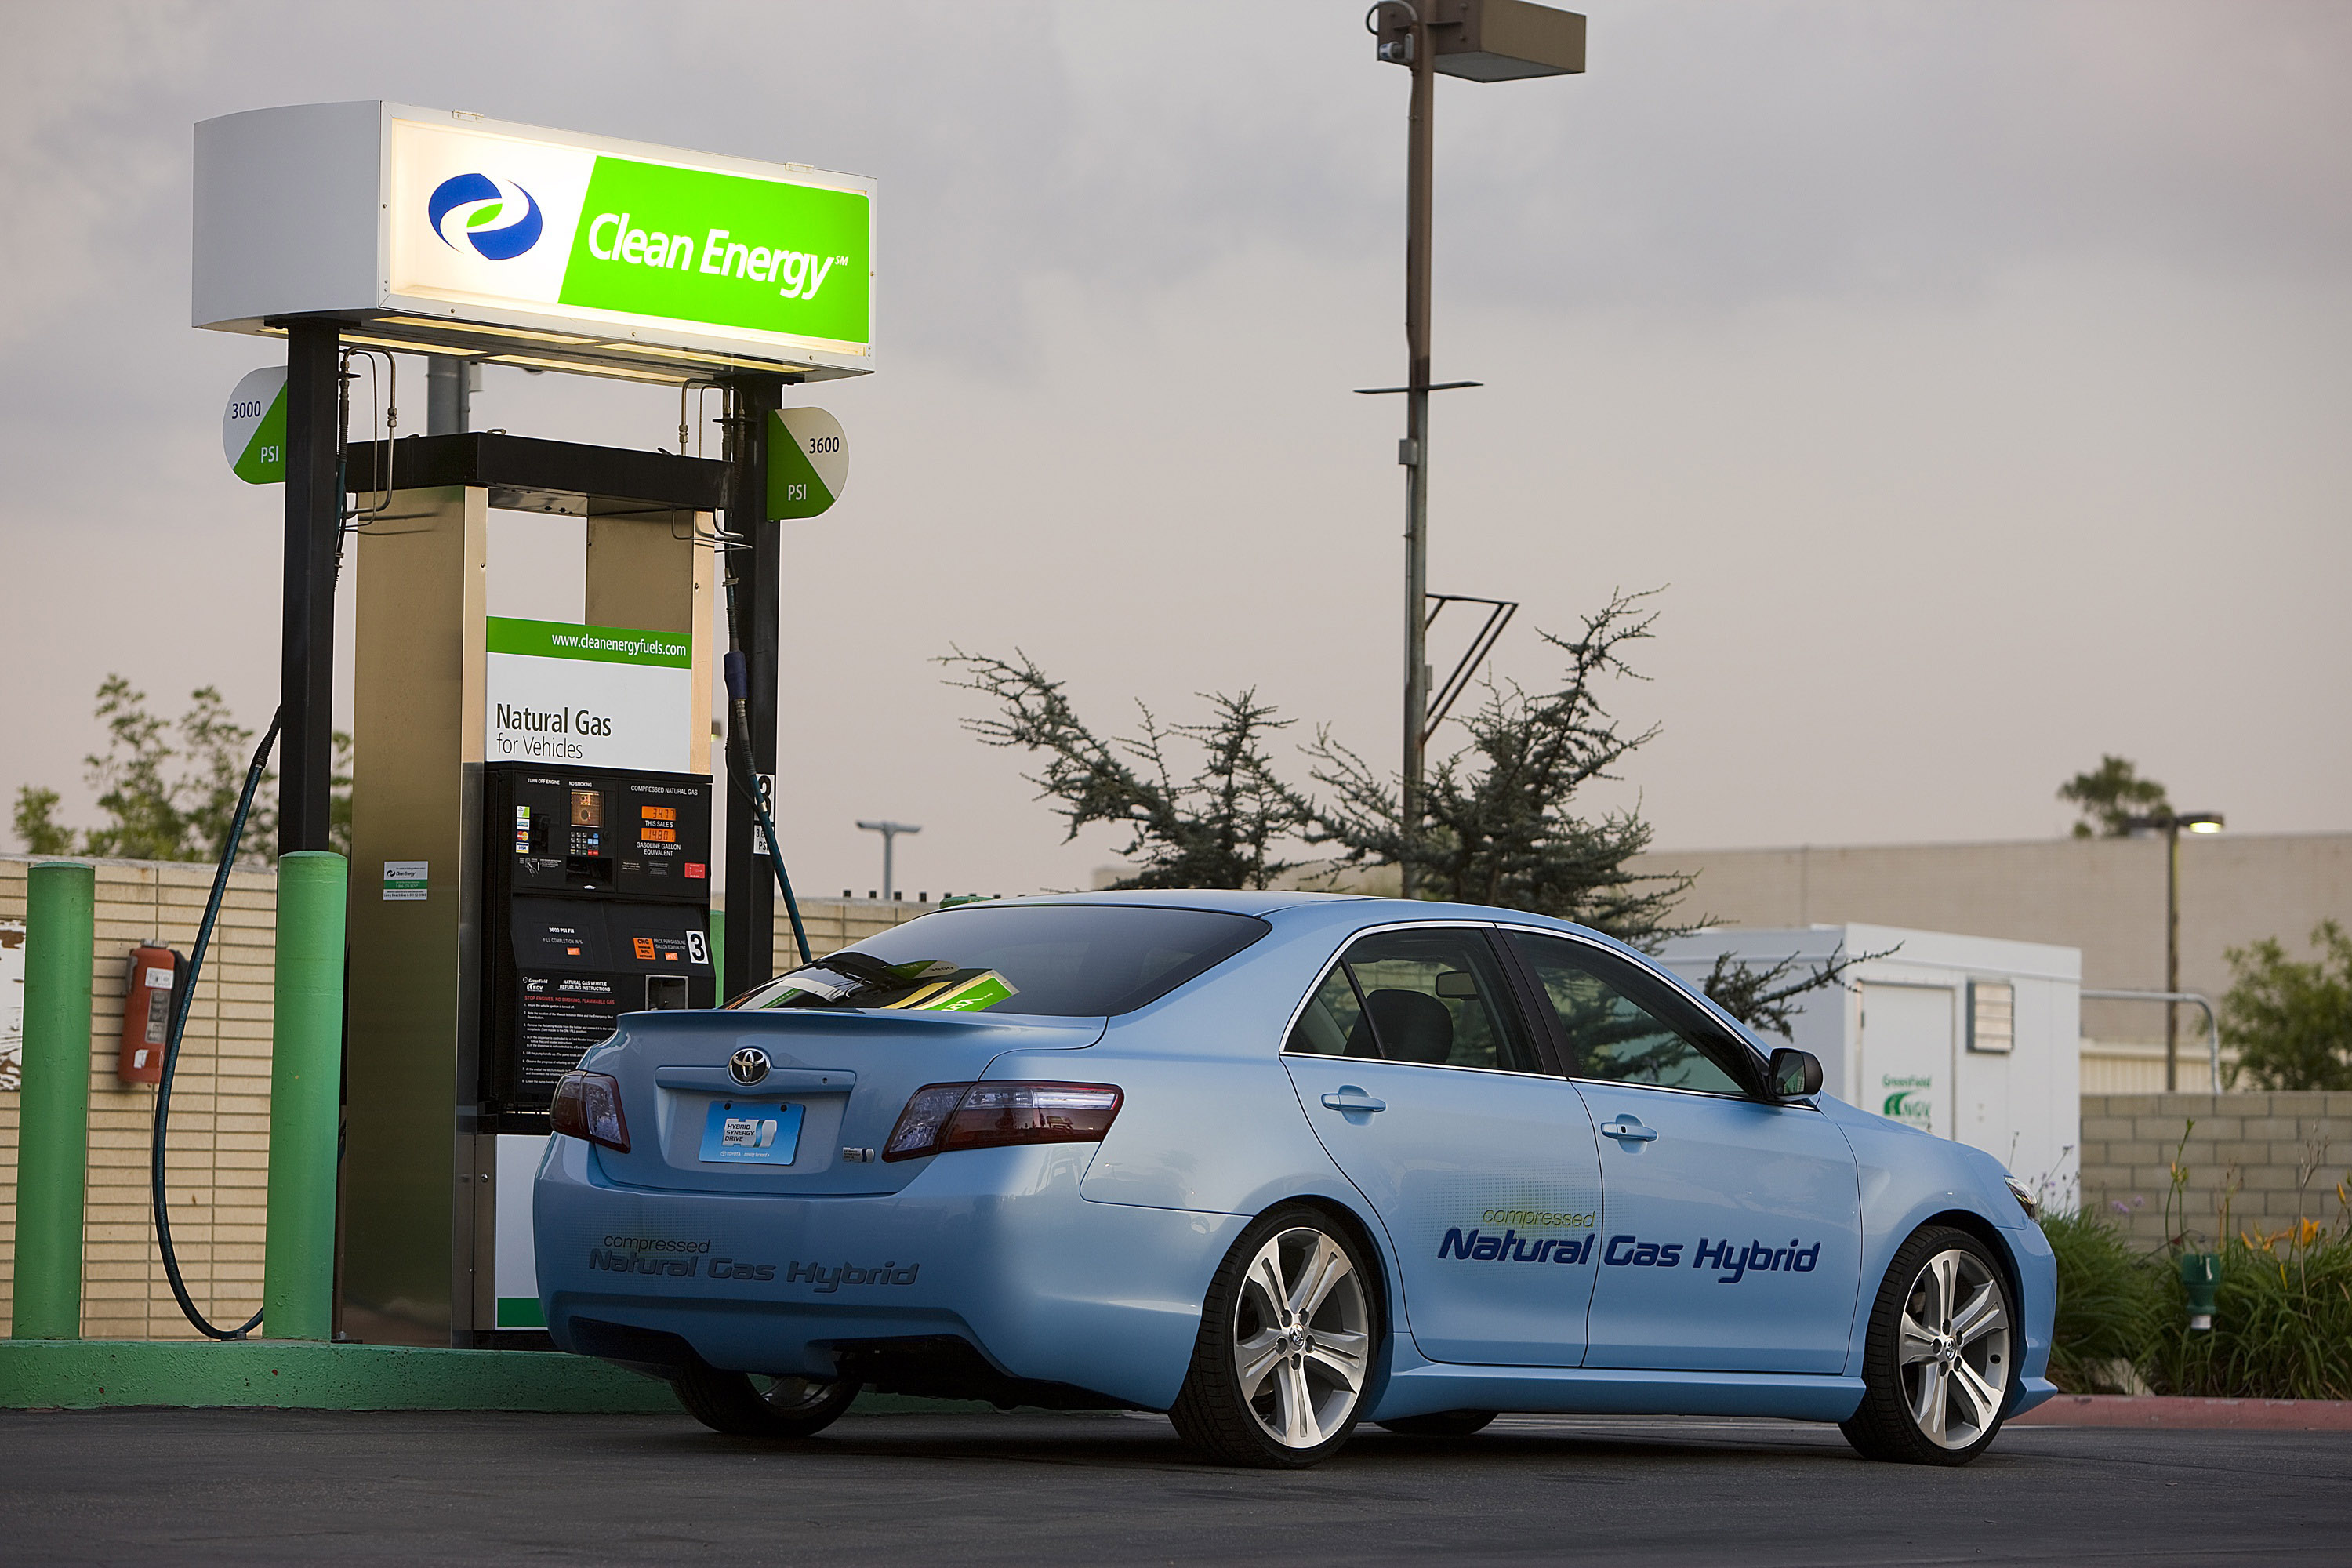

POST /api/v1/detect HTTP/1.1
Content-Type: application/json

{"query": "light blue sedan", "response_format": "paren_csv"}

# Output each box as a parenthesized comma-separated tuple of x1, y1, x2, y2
(535, 891, 2055, 1468)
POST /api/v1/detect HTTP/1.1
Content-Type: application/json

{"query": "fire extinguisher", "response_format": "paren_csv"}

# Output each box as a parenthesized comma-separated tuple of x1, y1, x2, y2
(119, 945, 181, 1085)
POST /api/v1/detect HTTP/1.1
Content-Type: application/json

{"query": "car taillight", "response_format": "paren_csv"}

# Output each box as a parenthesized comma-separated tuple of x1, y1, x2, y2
(551, 1070, 630, 1152)
(882, 1081, 1122, 1163)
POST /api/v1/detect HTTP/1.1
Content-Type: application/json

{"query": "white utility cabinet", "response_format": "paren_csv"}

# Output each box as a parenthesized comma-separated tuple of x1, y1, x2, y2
(1655, 924, 2081, 1198)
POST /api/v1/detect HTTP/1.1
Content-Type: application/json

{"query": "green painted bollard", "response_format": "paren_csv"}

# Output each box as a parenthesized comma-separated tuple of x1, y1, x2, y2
(263, 851, 347, 1341)
(13, 862, 96, 1340)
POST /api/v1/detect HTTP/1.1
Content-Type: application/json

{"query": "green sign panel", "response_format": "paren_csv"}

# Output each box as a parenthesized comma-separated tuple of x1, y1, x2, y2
(768, 407, 848, 521)
(223, 366, 288, 484)
(562, 158, 871, 350)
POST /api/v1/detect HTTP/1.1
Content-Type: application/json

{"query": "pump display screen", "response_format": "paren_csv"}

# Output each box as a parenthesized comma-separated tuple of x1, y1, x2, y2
(499, 772, 710, 896)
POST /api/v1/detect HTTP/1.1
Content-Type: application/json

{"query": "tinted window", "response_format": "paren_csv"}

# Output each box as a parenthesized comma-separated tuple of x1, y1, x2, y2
(729, 904, 1269, 1017)
(1286, 927, 1539, 1073)
(1508, 931, 1754, 1096)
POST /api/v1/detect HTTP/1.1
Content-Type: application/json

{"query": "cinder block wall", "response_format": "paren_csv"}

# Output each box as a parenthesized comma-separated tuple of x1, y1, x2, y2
(0, 854, 929, 1338)
(0, 856, 278, 1339)
(2078, 1092, 2352, 1248)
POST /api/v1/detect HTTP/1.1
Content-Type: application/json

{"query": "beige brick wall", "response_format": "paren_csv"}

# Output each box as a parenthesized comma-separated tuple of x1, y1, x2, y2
(1, 855, 278, 1339)
(1, 852, 927, 1339)
(2078, 1091, 2352, 1248)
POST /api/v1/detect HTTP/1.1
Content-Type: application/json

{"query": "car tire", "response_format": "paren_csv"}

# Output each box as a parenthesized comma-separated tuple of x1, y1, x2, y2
(1168, 1204, 1380, 1469)
(1376, 1410, 1497, 1438)
(1840, 1225, 2016, 1466)
(673, 1365, 862, 1439)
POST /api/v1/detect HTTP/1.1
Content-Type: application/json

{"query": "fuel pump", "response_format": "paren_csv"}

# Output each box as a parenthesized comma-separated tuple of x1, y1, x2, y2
(478, 762, 716, 1119)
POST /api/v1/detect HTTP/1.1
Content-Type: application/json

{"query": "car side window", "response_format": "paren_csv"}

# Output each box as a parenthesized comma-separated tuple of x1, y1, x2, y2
(1285, 927, 1539, 1074)
(1506, 931, 1753, 1096)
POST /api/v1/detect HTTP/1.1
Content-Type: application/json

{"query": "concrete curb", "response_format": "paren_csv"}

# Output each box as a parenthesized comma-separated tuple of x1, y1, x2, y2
(2014, 1395, 2352, 1430)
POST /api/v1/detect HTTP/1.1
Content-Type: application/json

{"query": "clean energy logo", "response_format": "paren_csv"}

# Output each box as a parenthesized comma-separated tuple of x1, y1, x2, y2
(428, 172, 544, 260)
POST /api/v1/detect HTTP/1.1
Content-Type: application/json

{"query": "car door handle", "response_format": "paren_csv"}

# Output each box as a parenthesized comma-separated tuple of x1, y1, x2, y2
(1599, 1117, 1658, 1143)
(1321, 1089, 1388, 1114)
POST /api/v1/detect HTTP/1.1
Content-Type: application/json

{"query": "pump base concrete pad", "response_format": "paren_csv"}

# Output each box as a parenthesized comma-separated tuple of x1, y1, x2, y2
(2, 1409, 2343, 1565)
(0, 1338, 678, 1411)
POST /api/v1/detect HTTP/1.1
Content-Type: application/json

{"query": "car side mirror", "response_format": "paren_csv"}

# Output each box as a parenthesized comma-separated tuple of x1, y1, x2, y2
(1435, 971, 1479, 1000)
(1769, 1047, 1822, 1100)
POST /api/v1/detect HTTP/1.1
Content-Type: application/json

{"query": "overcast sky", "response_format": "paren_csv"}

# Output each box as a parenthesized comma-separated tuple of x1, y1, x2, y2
(2, 1, 2347, 900)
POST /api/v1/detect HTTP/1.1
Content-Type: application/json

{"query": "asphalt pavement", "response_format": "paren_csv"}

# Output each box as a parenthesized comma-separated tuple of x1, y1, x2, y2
(4, 1405, 2344, 1565)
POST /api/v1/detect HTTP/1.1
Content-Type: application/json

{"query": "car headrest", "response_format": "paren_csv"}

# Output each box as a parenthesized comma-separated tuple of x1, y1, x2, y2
(1347, 989, 1454, 1065)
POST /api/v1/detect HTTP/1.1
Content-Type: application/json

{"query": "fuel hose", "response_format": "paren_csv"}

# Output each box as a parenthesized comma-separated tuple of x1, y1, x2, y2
(151, 709, 281, 1338)
(723, 652, 813, 969)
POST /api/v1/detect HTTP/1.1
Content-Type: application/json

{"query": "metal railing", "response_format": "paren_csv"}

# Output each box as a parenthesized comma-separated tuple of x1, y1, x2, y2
(2081, 988, 2222, 1092)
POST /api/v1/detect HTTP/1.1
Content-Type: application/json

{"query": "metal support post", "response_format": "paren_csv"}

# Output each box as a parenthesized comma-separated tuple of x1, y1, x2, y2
(263, 851, 348, 1341)
(2165, 822, 2181, 1092)
(12, 861, 95, 1340)
(278, 320, 342, 855)
(425, 355, 472, 435)
(1399, 16, 1436, 898)
(721, 375, 786, 995)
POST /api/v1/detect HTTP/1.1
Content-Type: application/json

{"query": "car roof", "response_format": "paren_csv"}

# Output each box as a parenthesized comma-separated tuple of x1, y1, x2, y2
(979, 887, 1592, 935)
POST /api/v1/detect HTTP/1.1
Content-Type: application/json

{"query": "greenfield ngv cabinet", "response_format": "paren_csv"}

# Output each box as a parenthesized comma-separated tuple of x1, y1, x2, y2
(1656, 925, 2082, 1201)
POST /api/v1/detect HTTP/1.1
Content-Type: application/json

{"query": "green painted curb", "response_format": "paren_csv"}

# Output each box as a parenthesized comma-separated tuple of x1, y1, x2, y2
(0, 1340, 677, 1412)
(0, 1340, 1006, 1416)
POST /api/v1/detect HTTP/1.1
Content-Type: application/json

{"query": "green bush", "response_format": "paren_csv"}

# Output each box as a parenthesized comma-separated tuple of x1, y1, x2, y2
(2147, 1229, 2352, 1400)
(2042, 1210, 2167, 1392)
(2039, 1209, 2352, 1400)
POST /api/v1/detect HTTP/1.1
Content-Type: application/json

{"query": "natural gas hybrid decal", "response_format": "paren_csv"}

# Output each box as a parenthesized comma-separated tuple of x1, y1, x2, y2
(1437, 1220, 1821, 1283)
(1599, 1234, 1823, 1283)
(1439, 1208, 1599, 1265)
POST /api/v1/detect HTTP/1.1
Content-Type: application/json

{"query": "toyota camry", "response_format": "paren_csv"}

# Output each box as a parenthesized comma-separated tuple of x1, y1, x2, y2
(535, 891, 2056, 1468)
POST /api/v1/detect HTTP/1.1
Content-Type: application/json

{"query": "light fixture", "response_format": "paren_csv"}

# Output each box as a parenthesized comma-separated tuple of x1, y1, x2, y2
(376, 315, 601, 347)
(485, 353, 687, 386)
(2180, 813, 2225, 834)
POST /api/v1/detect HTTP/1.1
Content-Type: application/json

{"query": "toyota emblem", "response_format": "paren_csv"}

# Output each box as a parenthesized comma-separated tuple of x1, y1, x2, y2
(728, 1047, 771, 1087)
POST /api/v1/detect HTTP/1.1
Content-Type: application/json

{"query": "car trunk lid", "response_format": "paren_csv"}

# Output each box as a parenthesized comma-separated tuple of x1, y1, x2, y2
(583, 1007, 1106, 1195)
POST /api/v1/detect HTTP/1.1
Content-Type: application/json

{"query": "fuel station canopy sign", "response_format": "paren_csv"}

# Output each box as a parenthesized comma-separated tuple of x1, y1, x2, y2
(194, 103, 876, 383)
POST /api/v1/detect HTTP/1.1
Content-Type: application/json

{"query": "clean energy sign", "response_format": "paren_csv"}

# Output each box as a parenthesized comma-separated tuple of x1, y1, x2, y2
(195, 103, 876, 382)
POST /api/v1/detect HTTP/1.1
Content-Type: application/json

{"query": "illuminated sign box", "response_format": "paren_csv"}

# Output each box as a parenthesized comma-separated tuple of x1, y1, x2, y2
(194, 103, 876, 383)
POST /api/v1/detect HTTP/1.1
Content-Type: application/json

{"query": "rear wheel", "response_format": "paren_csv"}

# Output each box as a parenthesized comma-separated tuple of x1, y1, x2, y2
(1840, 1226, 2013, 1465)
(674, 1366, 862, 1439)
(1169, 1205, 1377, 1468)
(1377, 1410, 1497, 1438)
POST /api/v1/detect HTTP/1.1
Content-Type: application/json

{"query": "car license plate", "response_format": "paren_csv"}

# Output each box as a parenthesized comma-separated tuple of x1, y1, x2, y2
(699, 1100, 804, 1164)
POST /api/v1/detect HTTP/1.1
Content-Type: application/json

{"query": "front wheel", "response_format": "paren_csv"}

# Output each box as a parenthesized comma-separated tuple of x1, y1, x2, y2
(1840, 1226, 2014, 1465)
(1169, 1205, 1379, 1468)
(673, 1365, 862, 1439)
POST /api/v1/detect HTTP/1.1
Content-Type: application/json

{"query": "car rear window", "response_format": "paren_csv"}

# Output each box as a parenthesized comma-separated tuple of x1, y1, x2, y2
(727, 904, 1272, 1018)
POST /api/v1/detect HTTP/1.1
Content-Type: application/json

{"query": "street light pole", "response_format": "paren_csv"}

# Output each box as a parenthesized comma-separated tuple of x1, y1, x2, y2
(1400, 9, 1436, 899)
(2126, 808, 2224, 1091)
(1368, 1, 1584, 898)
(856, 820, 921, 901)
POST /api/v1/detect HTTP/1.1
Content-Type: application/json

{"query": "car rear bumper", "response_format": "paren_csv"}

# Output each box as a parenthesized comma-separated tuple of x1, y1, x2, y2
(533, 1134, 1244, 1410)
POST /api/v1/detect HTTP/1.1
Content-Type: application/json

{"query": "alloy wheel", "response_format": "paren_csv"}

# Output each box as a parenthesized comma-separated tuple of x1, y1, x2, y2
(1231, 1225, 1372, 1450)
(1898, 1247, 2011, 1450)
